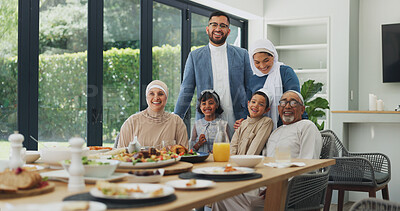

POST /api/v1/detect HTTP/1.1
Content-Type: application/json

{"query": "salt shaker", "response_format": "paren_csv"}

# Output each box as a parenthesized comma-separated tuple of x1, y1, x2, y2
(68, 137, 85, 192)
(9, 131, 24, 170)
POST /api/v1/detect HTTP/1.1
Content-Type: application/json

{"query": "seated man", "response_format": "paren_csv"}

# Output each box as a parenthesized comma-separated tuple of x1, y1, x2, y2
(212, 90, 322, 211)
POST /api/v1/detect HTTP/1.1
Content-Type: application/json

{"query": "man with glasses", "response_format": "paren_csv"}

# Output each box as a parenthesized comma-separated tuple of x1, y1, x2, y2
(174, 11, 252, 137)
(213, 90, 322, 211)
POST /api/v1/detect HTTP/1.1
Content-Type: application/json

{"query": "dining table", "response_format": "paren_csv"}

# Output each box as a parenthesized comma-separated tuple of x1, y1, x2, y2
(0, 156, 335, 211)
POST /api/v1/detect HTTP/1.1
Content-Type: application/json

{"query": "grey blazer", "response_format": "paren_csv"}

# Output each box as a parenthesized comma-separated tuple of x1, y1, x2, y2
(174, 44, 253, 121)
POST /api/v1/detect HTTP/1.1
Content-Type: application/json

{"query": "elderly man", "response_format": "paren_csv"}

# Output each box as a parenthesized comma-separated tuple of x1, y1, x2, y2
(174, 11, 252, 137)
(212, 90, 322, 211)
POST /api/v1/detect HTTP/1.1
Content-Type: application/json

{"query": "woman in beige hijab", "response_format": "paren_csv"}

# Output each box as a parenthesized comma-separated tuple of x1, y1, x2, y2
(118, 80, 188, 148)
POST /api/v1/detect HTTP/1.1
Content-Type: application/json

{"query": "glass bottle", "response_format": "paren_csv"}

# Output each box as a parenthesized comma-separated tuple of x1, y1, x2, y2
(213, 120, 230, 162)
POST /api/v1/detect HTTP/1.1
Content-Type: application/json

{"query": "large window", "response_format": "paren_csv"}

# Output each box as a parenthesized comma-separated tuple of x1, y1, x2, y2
(0, 0, 18, 158)
(152, 2, 182, 113)
(38, 0, 87, 147)
(15, 0, 247, 149)
(103, 0, 140, 144)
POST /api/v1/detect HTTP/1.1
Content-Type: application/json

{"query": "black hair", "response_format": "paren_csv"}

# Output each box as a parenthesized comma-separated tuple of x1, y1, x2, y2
(209, 11, 230, 24)
(252, 91, 270, 109)
(197, 91, 224, 115)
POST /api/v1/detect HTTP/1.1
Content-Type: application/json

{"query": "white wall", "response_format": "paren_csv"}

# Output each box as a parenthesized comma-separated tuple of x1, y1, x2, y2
(358, 0, 400, 110)
(263, 0, 351, 113)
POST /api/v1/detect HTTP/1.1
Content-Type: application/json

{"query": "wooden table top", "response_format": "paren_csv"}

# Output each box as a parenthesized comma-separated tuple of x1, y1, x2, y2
(0, 157, 335, 211)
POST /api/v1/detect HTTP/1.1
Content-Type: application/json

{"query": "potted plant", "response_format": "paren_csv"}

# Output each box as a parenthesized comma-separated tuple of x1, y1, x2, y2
(300, 80, 329, 130)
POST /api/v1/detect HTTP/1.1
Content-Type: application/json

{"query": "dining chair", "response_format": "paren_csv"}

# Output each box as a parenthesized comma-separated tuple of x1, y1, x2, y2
(321, 129, 391, 211)
(349, 198, 400, 211)
(113, 133, 120, 148)
(284, 132, 335, 211)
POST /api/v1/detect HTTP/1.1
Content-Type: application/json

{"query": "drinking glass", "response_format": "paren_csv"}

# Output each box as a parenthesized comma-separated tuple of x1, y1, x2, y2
(274, 144, 291, 164)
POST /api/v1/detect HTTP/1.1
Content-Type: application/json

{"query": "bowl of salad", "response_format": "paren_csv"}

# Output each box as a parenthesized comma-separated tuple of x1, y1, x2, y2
(62, 157, 120, 178)
(180, 149, 209, 163)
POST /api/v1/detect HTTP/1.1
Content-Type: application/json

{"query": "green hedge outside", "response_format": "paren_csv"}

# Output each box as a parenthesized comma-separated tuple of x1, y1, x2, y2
(0, 45, 195, 143)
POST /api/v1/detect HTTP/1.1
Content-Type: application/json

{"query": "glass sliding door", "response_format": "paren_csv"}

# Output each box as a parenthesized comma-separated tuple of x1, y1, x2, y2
(0, 0, 18, 158)
(38, 0, 87, 147)
(152, 2, 182, 113)
(103, 0, 140, 145)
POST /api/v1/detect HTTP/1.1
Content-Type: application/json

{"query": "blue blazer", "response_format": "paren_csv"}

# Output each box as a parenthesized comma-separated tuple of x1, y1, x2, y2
(174, 44, 253, 121)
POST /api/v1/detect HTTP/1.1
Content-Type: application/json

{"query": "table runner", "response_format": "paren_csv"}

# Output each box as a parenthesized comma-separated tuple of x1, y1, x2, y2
(179, 172, 262, 182)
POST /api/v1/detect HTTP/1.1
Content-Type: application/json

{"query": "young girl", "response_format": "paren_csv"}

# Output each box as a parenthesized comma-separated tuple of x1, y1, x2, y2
(230, 88, 273, 155)
(190, 90, 229, 153)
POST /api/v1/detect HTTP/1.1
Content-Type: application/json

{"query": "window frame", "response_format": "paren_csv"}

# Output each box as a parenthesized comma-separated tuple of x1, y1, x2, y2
(17, 0, 248, 149)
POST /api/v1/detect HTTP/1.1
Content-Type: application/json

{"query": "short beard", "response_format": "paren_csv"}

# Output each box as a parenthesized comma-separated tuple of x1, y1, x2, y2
(282, 115, 295, 124)
(208, 33, 228, 45)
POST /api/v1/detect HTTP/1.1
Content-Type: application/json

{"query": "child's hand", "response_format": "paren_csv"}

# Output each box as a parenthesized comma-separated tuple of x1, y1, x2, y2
(234, 118, 244, 130)
(193, 134, 207, 150)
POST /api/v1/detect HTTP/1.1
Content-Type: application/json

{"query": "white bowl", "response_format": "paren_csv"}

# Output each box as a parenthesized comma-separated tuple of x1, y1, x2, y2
(126, 169, 164, 183)
(39, 147, 89, 164)
(230, 155, 264, 167)
(62, 159, 120, 178)
(25, 151, 40, 163)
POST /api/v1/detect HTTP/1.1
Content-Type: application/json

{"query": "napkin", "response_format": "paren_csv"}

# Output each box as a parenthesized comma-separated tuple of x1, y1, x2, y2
(264, 162, 306, 168)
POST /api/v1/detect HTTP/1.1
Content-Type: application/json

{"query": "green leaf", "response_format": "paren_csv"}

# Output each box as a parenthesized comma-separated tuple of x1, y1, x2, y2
(301, 80, 323, 102)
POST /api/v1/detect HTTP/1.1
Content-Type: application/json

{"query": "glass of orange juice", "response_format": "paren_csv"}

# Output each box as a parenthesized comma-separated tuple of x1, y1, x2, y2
(213, 142, 230, 162)
(212, 120, 230, 162)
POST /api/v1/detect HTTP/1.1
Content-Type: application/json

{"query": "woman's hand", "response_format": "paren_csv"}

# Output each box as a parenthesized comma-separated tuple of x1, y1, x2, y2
(193, 134, 207, 150)
(233, 118, 244, 130)
(259, 189, 266, 200)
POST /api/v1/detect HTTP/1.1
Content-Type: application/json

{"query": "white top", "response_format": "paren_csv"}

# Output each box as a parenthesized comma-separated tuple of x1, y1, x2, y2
(264, 120, 322, 159)
(209, 42, 236, 137)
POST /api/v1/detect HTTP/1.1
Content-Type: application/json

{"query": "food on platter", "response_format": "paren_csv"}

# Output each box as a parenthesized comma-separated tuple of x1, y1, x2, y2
(182, 149, 199, 156)
(64, 156, 110, 166)
(186, 179, 197, 187)
(169, 144, 187, 155)
(95, 181, 164, 197)
(62, 201, 90, 211)
(110, 147, 179, 165)
(224, 164, 237, 172)
(0, 168, 48, 193)
(87, 148, 127, 159)
(89, 146, 113, 151)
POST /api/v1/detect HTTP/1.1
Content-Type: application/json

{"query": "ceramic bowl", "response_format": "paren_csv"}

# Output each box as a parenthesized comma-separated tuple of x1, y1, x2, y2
(62, 159, 120, 178)
(25, 151, 41, 163)
(230, 155, 264, 168)
(40, 147, 90, 164)
(125, 169, 165, 183)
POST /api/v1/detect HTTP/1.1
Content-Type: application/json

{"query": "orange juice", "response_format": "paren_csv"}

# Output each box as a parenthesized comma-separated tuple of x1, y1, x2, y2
(213, 143, 230, 162)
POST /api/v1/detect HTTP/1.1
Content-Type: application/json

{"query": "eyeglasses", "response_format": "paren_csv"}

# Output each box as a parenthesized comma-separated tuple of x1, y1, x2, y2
(209, 22, 229, 29)
(279, 100, 302, 107)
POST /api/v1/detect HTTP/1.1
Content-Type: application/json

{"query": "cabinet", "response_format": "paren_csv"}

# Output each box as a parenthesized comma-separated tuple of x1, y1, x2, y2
(266, 17, 330, 125)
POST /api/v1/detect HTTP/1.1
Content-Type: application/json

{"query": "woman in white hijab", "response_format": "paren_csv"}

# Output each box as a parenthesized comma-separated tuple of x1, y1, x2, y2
(238, 39, 303, 130)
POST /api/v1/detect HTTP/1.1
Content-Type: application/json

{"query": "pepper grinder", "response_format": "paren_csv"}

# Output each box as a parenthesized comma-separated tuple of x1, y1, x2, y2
(68, 137, 85, 192)
(9, 131, 24, 170)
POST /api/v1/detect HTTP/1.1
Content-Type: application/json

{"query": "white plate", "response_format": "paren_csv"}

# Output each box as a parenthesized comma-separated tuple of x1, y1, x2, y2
(192, 167, 255, 175)
(23, 164, 45, 171)
(40, 170, 126, 184)
(165, 179, 215, 190)
(117, 157, 180, 169)
(90, 183, 174, 200)
(5, 201, 106, 211)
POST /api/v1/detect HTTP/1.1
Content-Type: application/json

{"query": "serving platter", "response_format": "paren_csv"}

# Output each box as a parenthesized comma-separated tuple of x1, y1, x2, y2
(192, 167, 255, 176)
(180, 152, 209, 163)
(90, 183, 174, 200)
(0, 182, 55, 199)
(40, 170, 126, 184)
(117, 157, 181, 169)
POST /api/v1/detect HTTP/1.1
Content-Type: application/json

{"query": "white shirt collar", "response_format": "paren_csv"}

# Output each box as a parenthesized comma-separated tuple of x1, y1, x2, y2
(208, 42, 227, 51)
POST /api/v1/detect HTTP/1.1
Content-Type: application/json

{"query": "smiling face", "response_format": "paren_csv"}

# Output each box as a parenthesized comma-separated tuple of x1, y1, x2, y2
(248, 94, 270, 118)
(278, 92, 305, 125)
(206, 16, 231, 46)
(146, 87, 167, 112)
(253, 52, 274, 74)
(200, 97, 217, 121)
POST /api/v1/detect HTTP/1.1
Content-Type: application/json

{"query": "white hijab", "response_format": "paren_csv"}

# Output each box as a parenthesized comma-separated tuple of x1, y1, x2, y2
(249, 39, 283, 129)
